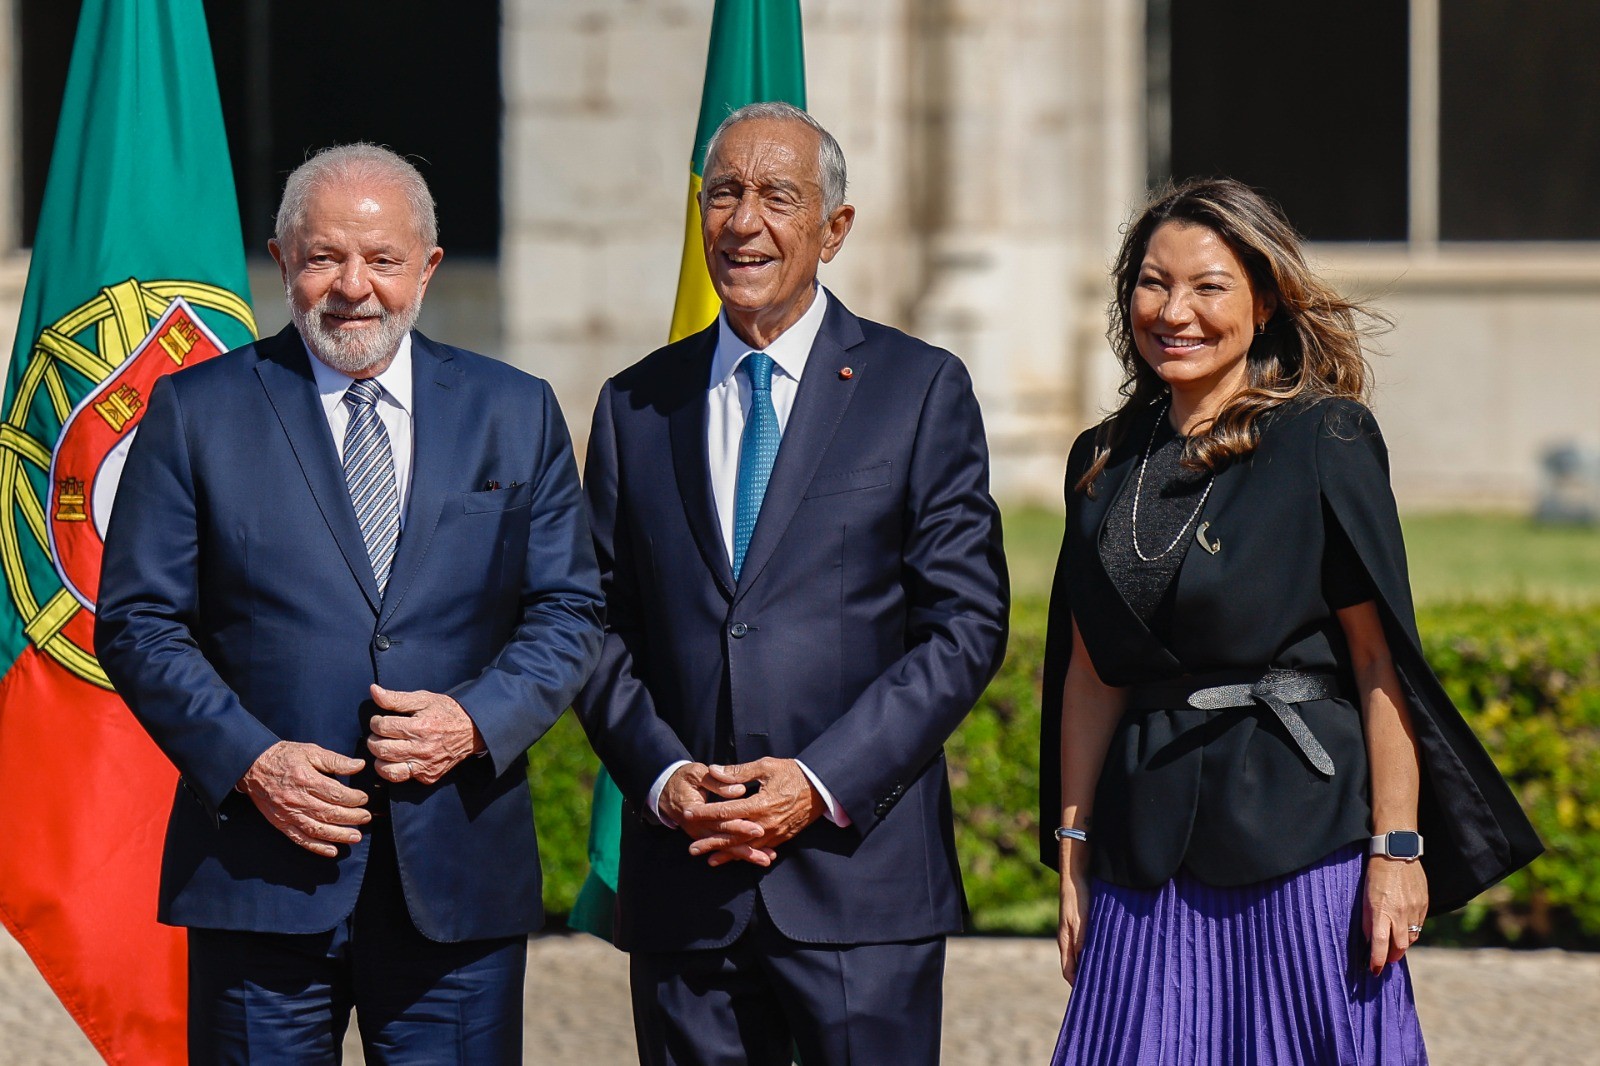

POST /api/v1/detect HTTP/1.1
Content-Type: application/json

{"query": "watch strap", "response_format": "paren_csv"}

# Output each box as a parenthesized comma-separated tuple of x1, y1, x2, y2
(1369, 831, 1424, 860)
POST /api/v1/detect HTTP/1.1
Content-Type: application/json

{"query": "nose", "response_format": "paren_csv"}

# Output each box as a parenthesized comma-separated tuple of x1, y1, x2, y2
(333, 259, 374, 301)
(1158, 288, 1195, 326)
(728, 190, 763, 235)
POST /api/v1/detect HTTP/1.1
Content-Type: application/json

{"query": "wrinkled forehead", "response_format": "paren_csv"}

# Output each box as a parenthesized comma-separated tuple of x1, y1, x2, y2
(293, 178, 425, 242)
(704, 118, 823, 187)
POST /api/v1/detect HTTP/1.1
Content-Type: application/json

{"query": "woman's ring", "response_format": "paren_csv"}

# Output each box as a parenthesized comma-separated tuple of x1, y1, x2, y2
(1407, 924, 1423, 936)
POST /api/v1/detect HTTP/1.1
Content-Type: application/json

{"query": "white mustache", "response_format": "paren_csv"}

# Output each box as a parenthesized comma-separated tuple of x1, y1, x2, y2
(318, 296, 386, 320)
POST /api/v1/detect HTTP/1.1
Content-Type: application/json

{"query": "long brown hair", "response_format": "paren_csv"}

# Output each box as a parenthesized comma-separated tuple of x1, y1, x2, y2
(1076, 177, 1388, 493)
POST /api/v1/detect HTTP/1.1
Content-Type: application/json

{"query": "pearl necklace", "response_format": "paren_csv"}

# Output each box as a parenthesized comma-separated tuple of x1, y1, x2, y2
(1131, 402, 1214, 563)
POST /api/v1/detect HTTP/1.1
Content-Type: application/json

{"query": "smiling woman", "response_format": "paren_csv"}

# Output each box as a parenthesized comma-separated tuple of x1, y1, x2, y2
(1128, 222, 1271, 427)
(1079, 178, 1384, 491)
(1041, 177, 1542, 1066)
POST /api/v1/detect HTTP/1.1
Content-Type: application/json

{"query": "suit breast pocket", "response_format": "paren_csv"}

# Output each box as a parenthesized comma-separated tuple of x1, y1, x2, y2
(461, 481, 534, 514)
(802, 461, 893, 500)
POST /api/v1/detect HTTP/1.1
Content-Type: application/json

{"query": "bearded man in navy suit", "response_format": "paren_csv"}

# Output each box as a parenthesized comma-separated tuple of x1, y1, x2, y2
(96, 144, 603, 1064)
(576, 103, 1009, 1064)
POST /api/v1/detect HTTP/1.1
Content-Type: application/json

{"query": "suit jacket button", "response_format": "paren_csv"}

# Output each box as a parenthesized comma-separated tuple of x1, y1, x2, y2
(729, 622, 749, 638)
(374, 634, 391, 651)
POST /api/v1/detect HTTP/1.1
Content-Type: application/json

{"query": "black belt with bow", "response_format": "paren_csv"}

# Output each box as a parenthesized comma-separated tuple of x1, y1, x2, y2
(1126, 668, 1345, 777)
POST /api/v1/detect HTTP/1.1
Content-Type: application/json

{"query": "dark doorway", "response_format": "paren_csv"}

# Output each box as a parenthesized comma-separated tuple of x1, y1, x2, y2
(1439, 0, 1600, 240)
(18, 0, 503, 254)
(1149, 0, 1409, 243)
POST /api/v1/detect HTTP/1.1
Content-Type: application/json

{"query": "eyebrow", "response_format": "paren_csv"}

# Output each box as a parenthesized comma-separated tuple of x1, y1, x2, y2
(1140, 265, 1239, 281)
(703, 174, 806, 197)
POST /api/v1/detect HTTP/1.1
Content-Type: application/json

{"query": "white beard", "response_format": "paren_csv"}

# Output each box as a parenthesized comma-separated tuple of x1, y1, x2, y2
(289, 282, 423, 375)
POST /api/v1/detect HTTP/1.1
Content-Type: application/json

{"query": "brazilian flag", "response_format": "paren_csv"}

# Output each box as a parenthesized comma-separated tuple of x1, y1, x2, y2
(568, 0, 806, 941)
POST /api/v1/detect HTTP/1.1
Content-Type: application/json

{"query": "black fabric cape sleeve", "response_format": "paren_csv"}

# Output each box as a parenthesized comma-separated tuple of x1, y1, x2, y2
(1038, 429, 1097, 869)
(1316, 400, 1542, 913)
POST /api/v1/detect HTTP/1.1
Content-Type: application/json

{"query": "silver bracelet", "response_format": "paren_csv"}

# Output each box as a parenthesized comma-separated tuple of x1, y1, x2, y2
(1054, 826, 1089, 843)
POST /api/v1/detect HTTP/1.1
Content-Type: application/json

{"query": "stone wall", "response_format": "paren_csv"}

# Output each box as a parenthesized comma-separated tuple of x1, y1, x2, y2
(1, 0, 1593, 512)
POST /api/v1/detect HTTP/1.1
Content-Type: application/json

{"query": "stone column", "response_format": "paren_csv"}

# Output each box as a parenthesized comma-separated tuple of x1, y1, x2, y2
(904, 0, 1146, 504)
(501, 0, 924, 459)
(502, 0, 713, 450)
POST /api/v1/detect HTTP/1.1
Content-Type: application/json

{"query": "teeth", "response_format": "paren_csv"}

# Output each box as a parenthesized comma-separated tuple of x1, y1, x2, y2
(1160, 335, 1203, 348)
(728, 254, 768, 264)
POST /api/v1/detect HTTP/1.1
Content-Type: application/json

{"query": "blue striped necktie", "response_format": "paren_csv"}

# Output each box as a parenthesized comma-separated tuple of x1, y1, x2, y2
(732, 352, 779, 581)
(342, 377, 400, 594)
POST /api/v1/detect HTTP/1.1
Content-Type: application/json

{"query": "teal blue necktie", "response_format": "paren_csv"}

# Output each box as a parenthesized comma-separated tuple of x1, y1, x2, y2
(732, 352, 779, 581)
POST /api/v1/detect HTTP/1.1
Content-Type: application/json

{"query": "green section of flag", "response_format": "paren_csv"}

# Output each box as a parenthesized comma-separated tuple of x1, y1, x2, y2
(0, 0, 256, 674)
(570, 0, 807, 941)
(688, 0, 807, 177)
(566, 770, 623, 942)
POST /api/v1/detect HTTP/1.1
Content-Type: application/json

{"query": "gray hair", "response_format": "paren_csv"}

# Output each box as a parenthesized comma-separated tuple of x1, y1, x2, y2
(703, 102, 848, 217)
(274, 143, 438, 248)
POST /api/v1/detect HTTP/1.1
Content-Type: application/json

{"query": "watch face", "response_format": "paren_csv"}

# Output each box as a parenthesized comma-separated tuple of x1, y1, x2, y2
(1387, 832, 1422, 859)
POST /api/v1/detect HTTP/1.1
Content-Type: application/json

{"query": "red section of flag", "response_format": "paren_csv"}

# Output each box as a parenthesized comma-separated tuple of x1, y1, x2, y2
(0, 647, 184, 1064)
(47, 298, 227, 611)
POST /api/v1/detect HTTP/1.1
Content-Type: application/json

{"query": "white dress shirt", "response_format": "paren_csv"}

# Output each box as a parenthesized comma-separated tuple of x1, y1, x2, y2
(648, 288, 851, 828)
(305, 333, 416, 528)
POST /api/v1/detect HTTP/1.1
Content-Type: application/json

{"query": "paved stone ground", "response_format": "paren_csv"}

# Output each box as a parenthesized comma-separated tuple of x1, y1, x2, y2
(5, 927, 1599, 1063)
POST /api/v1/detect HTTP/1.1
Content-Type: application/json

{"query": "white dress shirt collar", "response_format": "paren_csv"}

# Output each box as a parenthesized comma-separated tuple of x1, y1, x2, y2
(306, 331, 416, 416)
(709, 285, 829, 389)
(303, 331, 417, 528)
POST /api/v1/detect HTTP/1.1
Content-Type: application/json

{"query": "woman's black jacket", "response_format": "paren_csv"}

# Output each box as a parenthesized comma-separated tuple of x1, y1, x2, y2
(1038, 397, 1541, 914)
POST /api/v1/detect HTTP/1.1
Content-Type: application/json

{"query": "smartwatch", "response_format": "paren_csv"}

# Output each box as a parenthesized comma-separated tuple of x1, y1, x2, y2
(1369, 831, 1424, 861)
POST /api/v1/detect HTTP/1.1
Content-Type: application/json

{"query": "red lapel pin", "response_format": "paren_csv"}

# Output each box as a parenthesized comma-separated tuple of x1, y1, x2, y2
(838, 367, 853, 380)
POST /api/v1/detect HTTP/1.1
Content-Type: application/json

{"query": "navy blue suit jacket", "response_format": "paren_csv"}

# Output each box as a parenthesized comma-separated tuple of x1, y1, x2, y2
(574, 295, 1009, 952)
(95, 326, 603, 942)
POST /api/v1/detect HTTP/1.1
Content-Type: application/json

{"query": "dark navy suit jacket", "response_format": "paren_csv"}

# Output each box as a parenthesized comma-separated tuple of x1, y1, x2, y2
(574, 295, 1009, 952)
(95, 326, 603, 941)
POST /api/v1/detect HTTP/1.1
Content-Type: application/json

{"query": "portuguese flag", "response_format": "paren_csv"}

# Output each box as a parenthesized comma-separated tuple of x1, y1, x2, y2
(0, 0, 256, 1061)
(568, 0, 806, 940)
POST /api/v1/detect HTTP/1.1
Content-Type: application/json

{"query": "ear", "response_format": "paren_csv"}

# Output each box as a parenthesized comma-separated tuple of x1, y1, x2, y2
(818, 203, 855, 265)
(268, 239, 289, 284)
(1254, 288, 1279, 329)
(416, 246, 445, 300)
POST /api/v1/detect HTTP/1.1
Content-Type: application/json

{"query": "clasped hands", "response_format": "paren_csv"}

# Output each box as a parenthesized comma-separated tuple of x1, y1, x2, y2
(659, 758, 825, 868)
(236, 684, 484, 857)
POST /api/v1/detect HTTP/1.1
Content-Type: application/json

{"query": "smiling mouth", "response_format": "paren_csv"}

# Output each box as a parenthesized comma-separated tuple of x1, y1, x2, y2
(1157, 334, 1206, 351)
(319, 301, 384, 326)
(722, 251, 773, 269)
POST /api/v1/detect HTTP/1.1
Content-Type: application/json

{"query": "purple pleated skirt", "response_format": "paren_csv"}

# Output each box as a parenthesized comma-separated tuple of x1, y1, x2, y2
(1051, 845, 1427, 1065)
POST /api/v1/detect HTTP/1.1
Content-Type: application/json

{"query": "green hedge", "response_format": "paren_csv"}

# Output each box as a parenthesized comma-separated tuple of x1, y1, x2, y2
(526, 710, 603, 914)
(1418, 601, 1600, 947)
(527, 598, 1600, 948)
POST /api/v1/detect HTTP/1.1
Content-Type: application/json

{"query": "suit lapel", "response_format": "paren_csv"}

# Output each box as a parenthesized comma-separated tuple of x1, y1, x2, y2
(253, 326, 381, 612)
(379, 334, 464, 626)
(1167, 420, 1252, 630)
(1076, 401, 1183, 674)
(667, 327, 735, 598)
(733, 298, 865, 599)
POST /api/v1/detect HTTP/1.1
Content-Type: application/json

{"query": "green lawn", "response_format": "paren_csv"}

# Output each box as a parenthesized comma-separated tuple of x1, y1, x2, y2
(1001, 507, 1600, 605)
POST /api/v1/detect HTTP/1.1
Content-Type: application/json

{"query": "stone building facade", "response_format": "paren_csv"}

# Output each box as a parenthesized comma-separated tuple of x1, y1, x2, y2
(2, 0, 1596, 508)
